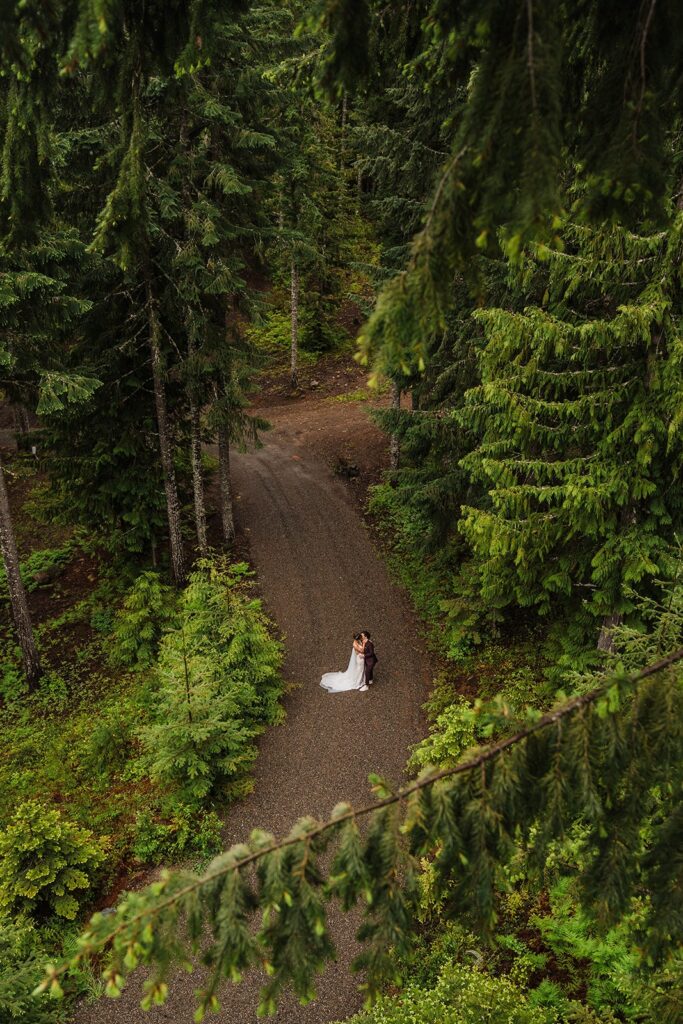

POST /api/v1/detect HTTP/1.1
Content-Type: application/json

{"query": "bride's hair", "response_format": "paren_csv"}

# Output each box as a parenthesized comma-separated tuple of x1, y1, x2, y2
(353, 633, 362, 642)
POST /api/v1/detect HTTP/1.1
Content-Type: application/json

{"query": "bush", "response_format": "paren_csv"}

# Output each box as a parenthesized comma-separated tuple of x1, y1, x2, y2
(408, 694, 478, 770)
(0, 918, 65, 1023)
(107, 571, 175, 670)
(0, 640, 24, 702)
(131, 807, 223, 865)
(0, 543, 74, 599)
(368, 483, 478, 660)
(141, 559, 283, 807)
(532, 879, 642, 1017)
(85, 713, 134, 777)
(0, 801, 104, 921)
(339, 962, 549, 1024)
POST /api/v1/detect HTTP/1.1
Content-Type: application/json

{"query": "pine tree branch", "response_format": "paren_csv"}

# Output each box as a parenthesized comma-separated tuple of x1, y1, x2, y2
(46, 645, 683, 989)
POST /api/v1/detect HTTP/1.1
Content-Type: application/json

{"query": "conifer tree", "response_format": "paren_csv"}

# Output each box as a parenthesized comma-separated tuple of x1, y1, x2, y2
(270, 86, 338, 386)
(0, 25, 99, 684)
(324, 0, 683, 376)
(46, 0, 279, 573)
(460, 217, 683, 649)
(169, 5, 278, 543)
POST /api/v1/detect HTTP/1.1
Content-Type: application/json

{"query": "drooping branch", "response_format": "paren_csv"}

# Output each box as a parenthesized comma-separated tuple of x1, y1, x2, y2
(42, 646, 683, 1015)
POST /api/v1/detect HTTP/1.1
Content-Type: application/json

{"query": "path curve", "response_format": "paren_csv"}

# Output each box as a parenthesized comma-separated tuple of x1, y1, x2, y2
(75, 438, 428, 1024)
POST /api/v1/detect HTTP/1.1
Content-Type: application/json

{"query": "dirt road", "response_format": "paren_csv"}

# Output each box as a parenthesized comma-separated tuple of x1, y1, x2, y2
(75, 429, 429, 1024)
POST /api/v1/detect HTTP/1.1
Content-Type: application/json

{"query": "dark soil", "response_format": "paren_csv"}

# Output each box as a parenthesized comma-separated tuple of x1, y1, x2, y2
(251, 350, 394, 510)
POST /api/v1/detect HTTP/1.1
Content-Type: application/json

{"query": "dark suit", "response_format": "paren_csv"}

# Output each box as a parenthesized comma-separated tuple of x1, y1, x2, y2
(363, 640, 378, 684)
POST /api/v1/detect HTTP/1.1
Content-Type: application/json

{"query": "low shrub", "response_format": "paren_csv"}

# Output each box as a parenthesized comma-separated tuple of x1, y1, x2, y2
(0, 918, 65, 1023)
(339, 962, 550, 1024)
(0, 543, 74, 599)
(131, 807, 223, 865)
(408, 694, 478, 770)
(0, 801, 104, 921)
(85, 714, 134, 777)
(107, 571, 175, 670)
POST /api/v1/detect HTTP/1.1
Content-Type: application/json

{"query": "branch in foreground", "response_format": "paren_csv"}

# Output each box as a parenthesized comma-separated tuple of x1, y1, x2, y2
(41, 648, 683, 1019)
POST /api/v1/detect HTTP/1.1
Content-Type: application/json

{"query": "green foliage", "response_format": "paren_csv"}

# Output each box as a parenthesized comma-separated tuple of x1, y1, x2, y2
(51, 642, 683, 1018)
(84, 714, 134, 778)
(247, 309, 295, 354)
(0, 801, 104, 922)
(141, 560, 284, 807)
(531, 879, 640, 1017)
(329, 387, 371, 403)
(409, 695, 478, 770)
(0, 543, 74, 599)
(107, 571, 175, 670)
(131, 807, 223, 865)
(0, 919, 65, 1023)
(337, 963, 549, 1024)
(347, 1, 683, 375)
(36, 372, 102, 416)
(459, 225, 683, 639)
(0, 633, 25, 702)
(368, 482, 483, 659)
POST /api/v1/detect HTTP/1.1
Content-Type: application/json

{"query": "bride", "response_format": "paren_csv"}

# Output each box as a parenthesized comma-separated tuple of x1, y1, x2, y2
(320, 633, 367, 693)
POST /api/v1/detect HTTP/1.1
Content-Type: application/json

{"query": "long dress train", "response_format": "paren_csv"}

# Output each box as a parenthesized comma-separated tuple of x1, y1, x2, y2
(320, 647, 365, 692)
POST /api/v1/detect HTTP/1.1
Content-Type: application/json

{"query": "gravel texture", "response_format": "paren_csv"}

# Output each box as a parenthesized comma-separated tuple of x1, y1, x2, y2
(73, 437, 428, 1024)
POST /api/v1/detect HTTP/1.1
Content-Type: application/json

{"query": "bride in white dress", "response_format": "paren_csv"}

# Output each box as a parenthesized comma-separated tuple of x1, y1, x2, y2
(320, 633, 367, 693)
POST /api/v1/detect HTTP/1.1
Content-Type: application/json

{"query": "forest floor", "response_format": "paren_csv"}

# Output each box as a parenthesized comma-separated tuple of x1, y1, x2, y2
(74, 351, 431, 1024)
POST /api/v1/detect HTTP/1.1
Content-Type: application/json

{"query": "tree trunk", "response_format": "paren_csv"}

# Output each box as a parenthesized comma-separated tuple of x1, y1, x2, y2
(597, 612, 623, 655)
(190, 398, 208, 556)
(339, 89, 348, 167)
(12, 404, 31, 451)
(0, 452, 41, 687)
(290, 255, 299, 391)
(216, 420, 235, 544)
(145, 277, 187, 587)
(390, 380, 401, 470)
(180, 112, 207, 558)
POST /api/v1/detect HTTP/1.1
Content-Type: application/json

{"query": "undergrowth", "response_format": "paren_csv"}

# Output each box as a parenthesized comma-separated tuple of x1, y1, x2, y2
(366, 479, 683, 1024)
(0, 533, 284, 1020)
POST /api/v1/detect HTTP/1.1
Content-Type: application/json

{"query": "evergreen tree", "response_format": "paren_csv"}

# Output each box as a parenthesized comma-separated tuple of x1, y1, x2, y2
(324, 0, 683, 377)
(460, 216, 683, 651)
(171, 4, 278, 543)
(45, 1, 278, 571)
(141, 560, 283, 806)
(0, 36, 99, 685)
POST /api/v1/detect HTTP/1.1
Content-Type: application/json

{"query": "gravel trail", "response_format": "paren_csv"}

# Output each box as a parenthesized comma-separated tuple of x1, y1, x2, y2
(74, 438, 428, 1024)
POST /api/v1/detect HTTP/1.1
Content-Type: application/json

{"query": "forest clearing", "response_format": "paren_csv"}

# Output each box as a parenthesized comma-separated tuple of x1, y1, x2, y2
(1, 4, 682, 1024)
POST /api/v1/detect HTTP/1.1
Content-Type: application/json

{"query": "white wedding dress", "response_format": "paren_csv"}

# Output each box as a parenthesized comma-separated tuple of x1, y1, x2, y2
(320, 647, 366, 693)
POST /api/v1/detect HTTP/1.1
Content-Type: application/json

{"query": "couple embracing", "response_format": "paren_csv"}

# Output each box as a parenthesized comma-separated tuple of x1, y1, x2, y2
(320, 631, 378, 694)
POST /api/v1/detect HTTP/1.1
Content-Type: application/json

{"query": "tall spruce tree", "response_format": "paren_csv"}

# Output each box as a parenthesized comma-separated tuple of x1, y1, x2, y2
(324, 0, 683, 376)
(459, 216, 683, 651)
(0, 15, 100, 684)
(50, 0, 278, 573)
(333, 0, 683, 656)
(0, 240, 97, 686)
